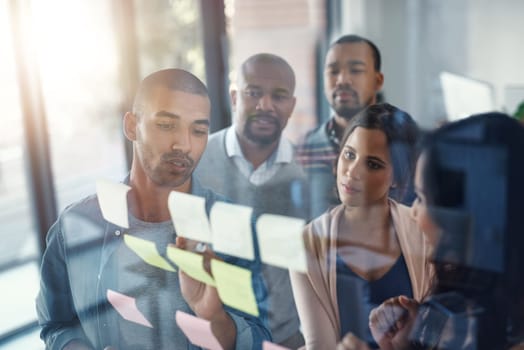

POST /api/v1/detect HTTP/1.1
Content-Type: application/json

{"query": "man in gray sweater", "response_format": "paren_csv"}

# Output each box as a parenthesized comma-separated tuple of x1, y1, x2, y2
(195, 53, 308, 348)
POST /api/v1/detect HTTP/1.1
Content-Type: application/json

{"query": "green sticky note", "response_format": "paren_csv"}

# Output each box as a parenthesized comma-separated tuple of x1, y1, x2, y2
(210, 260, 259, 317)
(166, 245, 216, 287)
(123, 234, 176, 272)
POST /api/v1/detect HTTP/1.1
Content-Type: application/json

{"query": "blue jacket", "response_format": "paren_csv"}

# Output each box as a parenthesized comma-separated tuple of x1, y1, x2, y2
(36, 176, 271, 349)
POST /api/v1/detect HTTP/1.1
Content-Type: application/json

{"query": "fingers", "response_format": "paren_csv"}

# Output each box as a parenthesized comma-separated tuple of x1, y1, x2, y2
(175, 236, 187, 249)
(176, 237, 209, 253)
(337, 333, 371, 350)
(398, 296, 419, 316)
(370, 296, 410, 341)
(175, 237, 220, 276)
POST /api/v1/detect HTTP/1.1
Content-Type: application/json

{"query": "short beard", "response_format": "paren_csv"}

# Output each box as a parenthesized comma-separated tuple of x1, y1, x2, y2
(335, 106, 364, 121)
(243, 118, 281, 146)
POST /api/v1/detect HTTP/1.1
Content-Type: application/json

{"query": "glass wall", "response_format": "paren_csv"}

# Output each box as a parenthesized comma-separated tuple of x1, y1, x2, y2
(0, 0, 40, 337)
(29, 0, 128, 212)
(134, 0, 206, 82)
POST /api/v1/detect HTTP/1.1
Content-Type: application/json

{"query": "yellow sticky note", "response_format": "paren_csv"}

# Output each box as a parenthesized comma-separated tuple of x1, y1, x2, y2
(166, 245, 216, 286)
(123, 234, 176, 272)
(211, 259, 259, 317)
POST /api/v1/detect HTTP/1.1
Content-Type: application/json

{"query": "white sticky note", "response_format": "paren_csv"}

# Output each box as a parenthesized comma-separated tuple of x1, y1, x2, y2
(96, 179, 131, 228)
(168, 191, 212, 243)
(210, 202, 254, 260)
(256, 214, 307, 273)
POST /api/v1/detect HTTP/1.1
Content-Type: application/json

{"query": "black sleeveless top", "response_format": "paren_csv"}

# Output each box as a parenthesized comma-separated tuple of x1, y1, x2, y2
(336, 253, 413, 348)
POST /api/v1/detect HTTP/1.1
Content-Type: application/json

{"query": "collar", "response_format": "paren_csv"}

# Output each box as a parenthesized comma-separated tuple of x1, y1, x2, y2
(123, 173, 205, 197)
(326, 118, 341, 147)
(225, 125, 294, 165)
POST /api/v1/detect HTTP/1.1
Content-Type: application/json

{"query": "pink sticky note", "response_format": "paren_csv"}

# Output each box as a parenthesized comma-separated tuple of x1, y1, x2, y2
(106, 289, 153, 328)
(175, 311, 223, 350)
(263, 340, 291, 350)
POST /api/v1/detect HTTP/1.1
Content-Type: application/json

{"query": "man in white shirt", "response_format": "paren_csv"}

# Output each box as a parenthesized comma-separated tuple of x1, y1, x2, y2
(195, 53, 307, 348)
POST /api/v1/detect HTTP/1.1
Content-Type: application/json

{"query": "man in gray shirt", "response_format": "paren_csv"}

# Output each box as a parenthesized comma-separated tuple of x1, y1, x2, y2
(195, 53, 308, 348)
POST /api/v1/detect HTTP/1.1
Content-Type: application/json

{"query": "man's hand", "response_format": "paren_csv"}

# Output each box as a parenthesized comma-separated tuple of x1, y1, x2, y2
(175, 237, 236, 350)
(336, 333, 372, 350)
(369, 296, 419, 350)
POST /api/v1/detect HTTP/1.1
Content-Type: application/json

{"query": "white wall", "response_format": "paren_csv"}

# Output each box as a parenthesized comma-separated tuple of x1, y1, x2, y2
(339, 0, 524, 128)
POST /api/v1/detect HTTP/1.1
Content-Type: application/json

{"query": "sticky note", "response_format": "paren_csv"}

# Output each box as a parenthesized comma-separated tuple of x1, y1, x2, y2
(123, 234, 176, 272)
(263, 340, 291, 350)
(210, 202, 254, 260)
(175, 311, 223, 350)
(107, 289, 153, 328)
(168, 191, 212, 243)
(166, 245, 216, 286)
(256, 214, 307, 273)
(211, 259, 259, 317)
(96, 179, 131, 228)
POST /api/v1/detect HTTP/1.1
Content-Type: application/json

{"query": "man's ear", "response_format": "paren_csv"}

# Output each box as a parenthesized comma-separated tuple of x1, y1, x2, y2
(375, 71, 385, 92)
(230, 89, 238, 111)
(123, 112, 137, 141)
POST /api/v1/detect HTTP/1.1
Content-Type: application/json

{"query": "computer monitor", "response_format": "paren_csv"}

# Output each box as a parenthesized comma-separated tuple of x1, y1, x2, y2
(440, 71, 496, 121)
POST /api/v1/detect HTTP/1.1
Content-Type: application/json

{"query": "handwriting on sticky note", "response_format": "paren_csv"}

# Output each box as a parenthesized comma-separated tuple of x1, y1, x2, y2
(96, 179, 131, 228)
(263, 340, 291, 350)
(107, 289, 153, 328)
(210, 202, 254, 260)
(256, 214, 307, 273)
(123, 234, 176, 272)
(175, 311, 223, 350)
(168, 191, 212, 243)
(210, 259, 259, 317)
(166, 245, 215, 286)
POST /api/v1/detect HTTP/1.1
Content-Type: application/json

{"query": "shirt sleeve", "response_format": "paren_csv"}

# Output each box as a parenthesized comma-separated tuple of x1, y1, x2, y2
(36, 218, 94, 350)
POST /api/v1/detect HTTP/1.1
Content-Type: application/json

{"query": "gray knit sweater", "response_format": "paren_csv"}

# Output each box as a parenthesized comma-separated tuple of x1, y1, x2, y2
(195, 128, 309, 344)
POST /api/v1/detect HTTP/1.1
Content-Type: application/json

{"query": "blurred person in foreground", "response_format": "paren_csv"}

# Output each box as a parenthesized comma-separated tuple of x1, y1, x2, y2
(339, 112, 524, 350)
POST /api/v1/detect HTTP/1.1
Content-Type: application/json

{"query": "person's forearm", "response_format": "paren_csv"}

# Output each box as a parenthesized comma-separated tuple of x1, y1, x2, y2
(209, 309, 236, 350)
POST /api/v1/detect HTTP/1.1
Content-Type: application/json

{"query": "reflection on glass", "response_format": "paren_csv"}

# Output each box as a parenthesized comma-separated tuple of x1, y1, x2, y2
(0, 263, 40, 335)
(0, 0, 38, 268)
(30, 0, 127, 211)
(134, 0, 205, 82)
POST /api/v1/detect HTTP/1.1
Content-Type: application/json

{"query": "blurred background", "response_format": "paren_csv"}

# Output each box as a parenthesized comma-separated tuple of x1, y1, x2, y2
(1, 0, 523, 348)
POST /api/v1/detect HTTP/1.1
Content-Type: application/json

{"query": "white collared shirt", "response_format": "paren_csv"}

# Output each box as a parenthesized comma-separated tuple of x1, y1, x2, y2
(225, 126, 294, 186)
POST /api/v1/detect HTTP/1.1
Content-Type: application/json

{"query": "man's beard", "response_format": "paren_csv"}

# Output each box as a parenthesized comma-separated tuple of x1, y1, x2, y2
(335, 105, 364, 121)
(139, 141, 195, 188)
(243, 115, 282, 146)
(331, 87, 371, 121)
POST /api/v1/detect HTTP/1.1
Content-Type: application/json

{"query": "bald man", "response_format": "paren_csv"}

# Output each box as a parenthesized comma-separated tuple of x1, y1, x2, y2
(36, 69, 271, 350)
(195, 54, 308, 347)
